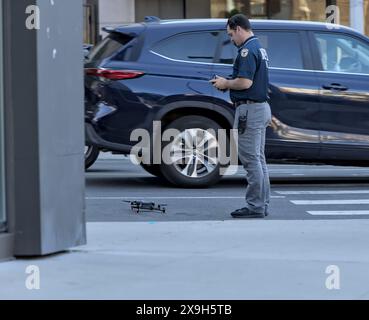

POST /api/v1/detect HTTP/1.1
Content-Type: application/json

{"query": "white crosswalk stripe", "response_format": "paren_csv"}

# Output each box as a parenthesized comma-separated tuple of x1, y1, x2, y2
(277, 190, 369, 216)
(277, 190, 369, 195)
(307, 211, 369, 216)
(291, 199, 369, 205)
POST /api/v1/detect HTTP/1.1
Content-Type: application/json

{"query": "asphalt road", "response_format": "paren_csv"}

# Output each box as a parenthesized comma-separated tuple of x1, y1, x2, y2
(86, 155, 369, 222)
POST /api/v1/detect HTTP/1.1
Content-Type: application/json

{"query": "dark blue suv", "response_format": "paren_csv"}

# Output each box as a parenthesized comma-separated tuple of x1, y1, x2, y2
(84, 17, 369, 187)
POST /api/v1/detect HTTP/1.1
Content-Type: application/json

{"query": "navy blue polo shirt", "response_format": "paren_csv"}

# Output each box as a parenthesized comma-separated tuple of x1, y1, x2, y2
(230, 36, 270, 103)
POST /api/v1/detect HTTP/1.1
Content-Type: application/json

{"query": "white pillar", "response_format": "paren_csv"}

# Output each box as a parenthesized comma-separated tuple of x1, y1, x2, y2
(350, 0, 364, 34)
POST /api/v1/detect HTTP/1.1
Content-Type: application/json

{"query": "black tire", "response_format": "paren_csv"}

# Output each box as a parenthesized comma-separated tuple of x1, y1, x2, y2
(140, 163, 164, 178)
(160, 115, 227, 188)
(85, 145, 100, 169)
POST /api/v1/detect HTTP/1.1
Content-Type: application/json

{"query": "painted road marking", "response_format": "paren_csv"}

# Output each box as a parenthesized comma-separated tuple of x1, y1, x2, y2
(307, 211, 369, 216)
(277, 190, 369, 195)
(291, 199, 369, 205)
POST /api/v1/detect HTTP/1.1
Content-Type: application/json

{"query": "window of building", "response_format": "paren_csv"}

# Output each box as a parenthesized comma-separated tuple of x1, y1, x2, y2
(314, 32, 369, 74)
(152, 31, 220, 63)
(335, 0, 350, 28)
(217, 31, 304, 69)
(208, 0, 360, 31)
(211, 0, 328, 21)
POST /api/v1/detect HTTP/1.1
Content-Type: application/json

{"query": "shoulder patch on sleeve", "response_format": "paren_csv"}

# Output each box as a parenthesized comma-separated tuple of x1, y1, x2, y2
(241, 48, 249, 58)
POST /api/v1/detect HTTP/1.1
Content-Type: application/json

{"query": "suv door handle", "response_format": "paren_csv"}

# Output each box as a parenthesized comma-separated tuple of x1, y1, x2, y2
(322, 83, 348, 91)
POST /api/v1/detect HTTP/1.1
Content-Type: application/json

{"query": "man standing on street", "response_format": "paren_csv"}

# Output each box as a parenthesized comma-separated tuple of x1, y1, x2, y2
(211, 14, 272, 218)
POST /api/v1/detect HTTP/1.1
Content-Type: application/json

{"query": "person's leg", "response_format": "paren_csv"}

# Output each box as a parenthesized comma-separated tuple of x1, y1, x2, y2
(261, 102, 272, 214)
(260, 127, 270, 214)
(237, 105, 265, 214)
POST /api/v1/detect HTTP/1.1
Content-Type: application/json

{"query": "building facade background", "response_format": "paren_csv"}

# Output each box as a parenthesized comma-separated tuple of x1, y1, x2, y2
(83, 0, 369, 44)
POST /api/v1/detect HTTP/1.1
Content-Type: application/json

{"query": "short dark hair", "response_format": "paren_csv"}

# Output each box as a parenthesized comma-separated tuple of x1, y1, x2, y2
(227, 14, 252, 31)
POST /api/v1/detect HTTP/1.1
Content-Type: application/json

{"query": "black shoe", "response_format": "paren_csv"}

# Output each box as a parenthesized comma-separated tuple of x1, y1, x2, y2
(233, 207, 270, 217)
(230, 207, 265, 219)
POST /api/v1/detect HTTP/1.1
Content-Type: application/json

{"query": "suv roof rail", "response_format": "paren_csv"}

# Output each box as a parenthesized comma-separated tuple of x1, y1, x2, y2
(144, 16, 161, 23)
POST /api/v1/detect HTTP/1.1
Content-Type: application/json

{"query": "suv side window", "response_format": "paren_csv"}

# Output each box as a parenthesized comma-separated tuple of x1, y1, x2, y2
(218, 31, 304, 70)
(151, 31, 220, 63)
(313, 32, 369, 74)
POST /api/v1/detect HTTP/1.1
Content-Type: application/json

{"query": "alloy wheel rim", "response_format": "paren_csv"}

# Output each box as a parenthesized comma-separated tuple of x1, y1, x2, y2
(170, 128, 219, 178)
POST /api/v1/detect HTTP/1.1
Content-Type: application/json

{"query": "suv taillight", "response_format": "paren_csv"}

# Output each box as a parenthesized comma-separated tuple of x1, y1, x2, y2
(85, 68, 144, 80)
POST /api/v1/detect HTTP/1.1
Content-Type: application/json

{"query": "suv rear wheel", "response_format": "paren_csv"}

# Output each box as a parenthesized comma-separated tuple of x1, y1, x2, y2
(160, 115, 227, 187)
(85, 145, 100, 169)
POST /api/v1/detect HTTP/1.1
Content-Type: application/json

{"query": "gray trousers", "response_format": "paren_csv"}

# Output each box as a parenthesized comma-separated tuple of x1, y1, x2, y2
(234, 102, 272, 214)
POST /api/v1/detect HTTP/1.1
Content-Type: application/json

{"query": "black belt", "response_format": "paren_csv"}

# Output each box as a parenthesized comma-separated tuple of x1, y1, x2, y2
(233, 100, 265, 107)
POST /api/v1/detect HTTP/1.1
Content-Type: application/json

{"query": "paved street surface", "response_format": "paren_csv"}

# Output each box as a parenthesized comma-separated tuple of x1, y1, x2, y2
(1, 154, 369, 300)
(86, 155, 369, 222)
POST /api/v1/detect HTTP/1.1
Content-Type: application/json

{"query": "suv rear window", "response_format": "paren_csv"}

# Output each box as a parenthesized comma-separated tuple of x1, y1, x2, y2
(152, 31, 220, 63)
(88, 33, 134, 62)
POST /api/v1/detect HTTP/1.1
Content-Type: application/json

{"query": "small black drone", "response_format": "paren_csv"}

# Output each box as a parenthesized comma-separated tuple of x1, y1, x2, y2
(124, 200, 167, 214)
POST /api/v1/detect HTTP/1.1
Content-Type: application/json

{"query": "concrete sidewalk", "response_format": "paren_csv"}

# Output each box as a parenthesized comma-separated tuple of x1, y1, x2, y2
(0, 220, 369, 300)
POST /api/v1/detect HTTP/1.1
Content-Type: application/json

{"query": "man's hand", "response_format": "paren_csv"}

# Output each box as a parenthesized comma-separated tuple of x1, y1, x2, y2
(210, 76, 229, 91)
(210, 76, 253, 91)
